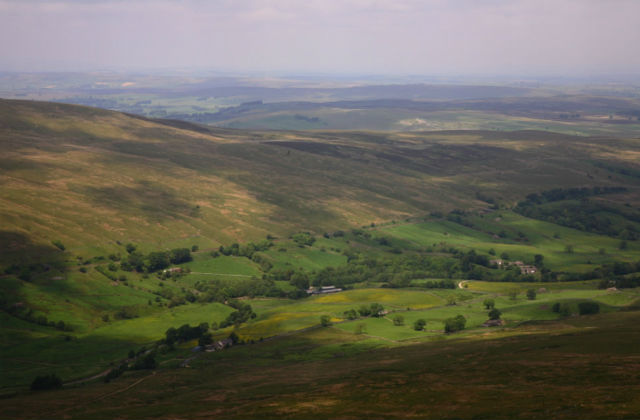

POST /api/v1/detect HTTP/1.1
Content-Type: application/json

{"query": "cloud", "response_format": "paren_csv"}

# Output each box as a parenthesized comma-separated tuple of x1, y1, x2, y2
(0, 0, 639, 75)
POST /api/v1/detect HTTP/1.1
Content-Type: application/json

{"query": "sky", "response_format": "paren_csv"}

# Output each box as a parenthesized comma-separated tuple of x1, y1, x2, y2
(1, 0, 639, 76)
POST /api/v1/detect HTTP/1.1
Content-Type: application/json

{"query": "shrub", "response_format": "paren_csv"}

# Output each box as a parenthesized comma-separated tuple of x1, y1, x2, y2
(320, 315, 331, 327)
(354, 323, 367, 334)
(413, 319, 426, 331)
(132, 354, 156, 370)
(51, 240, 65, 251)
(551, 302, 571, 316)
(578, 301, 600, 315)
(488, 308, 502, 320)
(30, 374, 62, 391)
(444, 315, 466, 333)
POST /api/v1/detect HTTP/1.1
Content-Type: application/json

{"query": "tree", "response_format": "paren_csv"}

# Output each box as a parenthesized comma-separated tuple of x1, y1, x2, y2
(370, 303, 385, 317)
(444, 315, 466, 333)
(146, 252, 170, 272)
(354, 323, 367, 335)
(125, 243, 137, 254)
(483, 298, 495, 310)
(198, 333, 213, 347)
(413, 319, 426, 331)
(619, 241, 628, 250)
(169, 248, 192, 264)
(564, 244, 574, 254)
(320, 315, 331, 327)
(526, 289, 537, 300)
(392, 314, 405, 326)
(343, 309, 358, 320)
(488, 308, 502, 320)
(357, 305, 371, 317)
(534, 254, 544, 266)
(290, 271, 310, 290)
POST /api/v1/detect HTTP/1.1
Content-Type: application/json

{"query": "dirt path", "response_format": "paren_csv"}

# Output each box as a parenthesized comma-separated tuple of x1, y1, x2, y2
(64, 368, 113, 386)
(189, 272, 253, 277)
(93, 372, 156, 402)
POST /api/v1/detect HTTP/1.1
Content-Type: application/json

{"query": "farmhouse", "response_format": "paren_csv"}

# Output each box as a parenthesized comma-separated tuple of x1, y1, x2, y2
(306, 285, 343, 295)
(163, 267, 182, 274)
(495, 260, 537, 275)
(205, 338, 234, 352)
(521, 265, 537, 275)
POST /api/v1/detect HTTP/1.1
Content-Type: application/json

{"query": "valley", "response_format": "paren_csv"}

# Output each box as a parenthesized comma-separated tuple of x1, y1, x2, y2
(1, 98, 639, 419)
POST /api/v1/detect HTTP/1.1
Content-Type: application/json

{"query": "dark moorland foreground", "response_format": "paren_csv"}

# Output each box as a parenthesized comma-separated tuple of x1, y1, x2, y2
(1, 95, 640, 419)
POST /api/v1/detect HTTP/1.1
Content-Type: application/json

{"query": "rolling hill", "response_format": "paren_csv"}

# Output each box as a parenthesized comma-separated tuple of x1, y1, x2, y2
(2, 98, 639, 260)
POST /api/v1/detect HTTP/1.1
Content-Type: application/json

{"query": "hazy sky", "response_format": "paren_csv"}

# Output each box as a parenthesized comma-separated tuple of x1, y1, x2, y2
(1, 0, 639, 76)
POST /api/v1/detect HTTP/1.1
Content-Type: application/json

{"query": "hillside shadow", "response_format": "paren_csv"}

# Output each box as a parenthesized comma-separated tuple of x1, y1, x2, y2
(0, 231, 66, 268)
(82, 180, 196, 221)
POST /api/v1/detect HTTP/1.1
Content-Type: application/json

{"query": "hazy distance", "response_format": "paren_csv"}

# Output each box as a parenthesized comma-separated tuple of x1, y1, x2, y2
(1, 0, 639, 78)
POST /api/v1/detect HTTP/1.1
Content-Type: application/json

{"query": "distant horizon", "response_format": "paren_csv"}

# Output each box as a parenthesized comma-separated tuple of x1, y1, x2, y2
(1, 68, 639, 86)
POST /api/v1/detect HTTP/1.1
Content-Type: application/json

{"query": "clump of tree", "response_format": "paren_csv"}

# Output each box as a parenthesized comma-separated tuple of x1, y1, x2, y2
(164, 323, 210, 345)
(356, 303, 385, 318)
(219, 301, 256, 328)
(598, 275, 640, 289)
(420, 279, 456, 289)
(3, 306, 73, 332)
(292, 232, 316, 247)
(119, 247, 193, 273)
(30, 374, 62, 391)
(444, 315, 467, 333)
(218, 240, 273, 258)
(514, 187, 637, 240)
